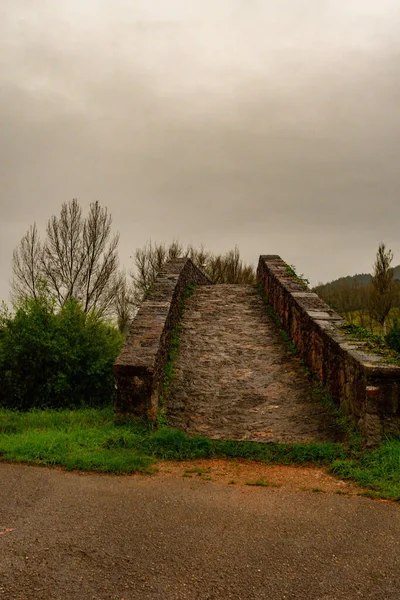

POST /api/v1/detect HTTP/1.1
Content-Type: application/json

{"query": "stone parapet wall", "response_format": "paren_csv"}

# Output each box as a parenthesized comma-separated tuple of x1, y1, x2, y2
(257, 255, 400, 443)
(114, 258, 213, 421)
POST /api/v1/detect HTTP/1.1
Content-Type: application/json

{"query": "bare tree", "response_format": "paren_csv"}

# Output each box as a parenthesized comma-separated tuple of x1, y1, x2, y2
(114, 271, 134, 334)
(12, 199, 121, 317)
(205, 247, 255, 285)
(41, 199, 85, 307)
(130, 241, 256, 307)
(369, 243, 395, 334)
(11, 224, 43, 303)
(131, 240, 184, 308)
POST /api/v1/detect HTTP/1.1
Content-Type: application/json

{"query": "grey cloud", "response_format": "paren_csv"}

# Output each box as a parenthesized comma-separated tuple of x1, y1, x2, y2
(1, 1, 400, 301)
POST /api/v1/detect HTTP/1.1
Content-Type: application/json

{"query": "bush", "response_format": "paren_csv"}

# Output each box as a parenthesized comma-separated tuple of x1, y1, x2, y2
(0, 296, 124, 410)
(385, 319, 400, 354)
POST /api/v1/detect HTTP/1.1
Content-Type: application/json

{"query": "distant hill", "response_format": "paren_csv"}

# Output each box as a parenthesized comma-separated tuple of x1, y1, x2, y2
(315, 265, 400, 290)
(313, 265, 400, 322)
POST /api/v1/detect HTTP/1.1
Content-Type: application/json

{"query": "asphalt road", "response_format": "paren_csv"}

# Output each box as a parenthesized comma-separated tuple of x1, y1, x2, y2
(1, 463, 399, 600)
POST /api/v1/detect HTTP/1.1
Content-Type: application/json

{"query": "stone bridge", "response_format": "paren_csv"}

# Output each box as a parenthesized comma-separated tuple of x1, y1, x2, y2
(114, 256, 400, 444)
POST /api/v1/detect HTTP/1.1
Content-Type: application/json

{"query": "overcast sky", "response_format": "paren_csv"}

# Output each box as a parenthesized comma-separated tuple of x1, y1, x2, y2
(1, 0, 400, 300)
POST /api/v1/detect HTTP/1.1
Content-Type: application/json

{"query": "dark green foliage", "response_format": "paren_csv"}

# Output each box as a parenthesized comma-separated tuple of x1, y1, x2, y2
(313, 266, 400, 297)
(386, 319, 400, 353)
(0, 296, 123, 410)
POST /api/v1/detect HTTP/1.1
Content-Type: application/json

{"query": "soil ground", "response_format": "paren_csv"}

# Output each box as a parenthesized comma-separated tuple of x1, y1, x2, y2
(154, 459, 363, 496)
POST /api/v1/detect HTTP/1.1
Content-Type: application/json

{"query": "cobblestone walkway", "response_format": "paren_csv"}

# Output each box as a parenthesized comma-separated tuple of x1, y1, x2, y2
(167, 285, 339, 443)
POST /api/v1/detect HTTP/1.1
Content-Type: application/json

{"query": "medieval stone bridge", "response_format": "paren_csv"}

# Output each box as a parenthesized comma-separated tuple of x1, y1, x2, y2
(114, 256, 400, 444)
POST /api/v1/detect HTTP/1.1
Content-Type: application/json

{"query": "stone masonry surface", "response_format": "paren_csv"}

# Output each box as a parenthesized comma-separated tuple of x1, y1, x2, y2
(167, 285, 338, 443)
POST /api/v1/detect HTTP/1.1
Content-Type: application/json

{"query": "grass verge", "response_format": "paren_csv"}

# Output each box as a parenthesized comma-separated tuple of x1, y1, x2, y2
(1, 407, 400, 500)
(0, 406, 342, 473)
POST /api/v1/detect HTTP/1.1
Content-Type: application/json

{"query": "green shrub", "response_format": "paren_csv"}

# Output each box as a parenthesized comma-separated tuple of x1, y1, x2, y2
(0, 296, 123, 410)
(386, 319, 400, 354)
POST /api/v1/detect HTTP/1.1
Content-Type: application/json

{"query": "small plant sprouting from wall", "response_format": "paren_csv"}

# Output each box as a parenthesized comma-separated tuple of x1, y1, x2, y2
(157, 282, 198, 427)
(285, 264, 310, 288)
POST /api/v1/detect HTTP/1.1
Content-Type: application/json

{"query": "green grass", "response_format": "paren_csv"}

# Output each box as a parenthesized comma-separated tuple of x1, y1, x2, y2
(184, 466, 211, 476)
(0, 407, 154, 474)
(0, 406, 343, 470)
(331, 438, 400, 501)
(245, 479, 280, 488)
(1, 407, 400, 500)
(346, 307, 400, 336)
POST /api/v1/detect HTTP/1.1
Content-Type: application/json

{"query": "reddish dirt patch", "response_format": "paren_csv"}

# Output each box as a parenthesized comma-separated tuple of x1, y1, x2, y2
(150, 458, 362, 496)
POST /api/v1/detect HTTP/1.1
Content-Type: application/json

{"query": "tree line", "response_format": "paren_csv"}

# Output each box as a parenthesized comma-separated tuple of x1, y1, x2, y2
(11, 199, 256, 332)
(11, 199, 400, 341)
(314, 243, 400, 345)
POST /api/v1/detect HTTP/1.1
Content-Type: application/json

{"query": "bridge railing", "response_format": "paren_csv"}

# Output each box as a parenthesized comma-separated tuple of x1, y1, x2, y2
(114, 258, 213, 422)
(257, 255, 400, 444)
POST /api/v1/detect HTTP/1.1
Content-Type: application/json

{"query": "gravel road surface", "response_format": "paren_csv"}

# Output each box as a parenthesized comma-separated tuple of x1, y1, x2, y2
(1, 463, 399, 600)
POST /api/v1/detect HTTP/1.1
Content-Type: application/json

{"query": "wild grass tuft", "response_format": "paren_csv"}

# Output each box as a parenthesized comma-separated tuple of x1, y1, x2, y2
(330, 437, 400, 500)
